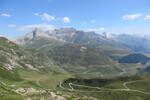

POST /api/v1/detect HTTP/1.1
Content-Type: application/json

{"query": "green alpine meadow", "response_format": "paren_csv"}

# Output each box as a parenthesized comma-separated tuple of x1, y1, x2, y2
(0, 0, 150, 100)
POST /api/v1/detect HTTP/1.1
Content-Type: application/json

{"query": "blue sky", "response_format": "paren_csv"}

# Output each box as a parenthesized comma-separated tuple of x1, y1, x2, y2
(0, 0, 150, 38)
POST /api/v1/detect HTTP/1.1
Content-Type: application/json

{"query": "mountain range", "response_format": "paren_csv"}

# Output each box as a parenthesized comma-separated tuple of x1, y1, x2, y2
(17, 27, 150, 53)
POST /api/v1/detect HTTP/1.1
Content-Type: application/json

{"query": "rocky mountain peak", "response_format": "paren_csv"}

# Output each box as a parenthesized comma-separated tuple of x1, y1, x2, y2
(33, 28, 43, 37)
(76, 30, 84, 34)
(57, 27, 77, 34)
(45, 27, 77, 35)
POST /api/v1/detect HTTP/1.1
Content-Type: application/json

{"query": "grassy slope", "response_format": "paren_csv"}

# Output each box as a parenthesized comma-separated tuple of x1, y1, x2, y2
(76, 63, 137, 79)
(99, 45, 131, 60)
(118, 53, 150, 64)
(47, 44, 110, 66)
(18, 66, 73, 89)
(60, 75, 150, 100)
(0, 65, 73, 99)
(46, 44, 136, 77)
(0, 87, 23, 100)
(126, 80, 150, 93)
(0, 67, 23, 100)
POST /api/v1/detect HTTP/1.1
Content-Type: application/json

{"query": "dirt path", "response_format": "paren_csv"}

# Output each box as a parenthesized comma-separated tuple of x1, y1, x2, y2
(68, 83, 74, 91)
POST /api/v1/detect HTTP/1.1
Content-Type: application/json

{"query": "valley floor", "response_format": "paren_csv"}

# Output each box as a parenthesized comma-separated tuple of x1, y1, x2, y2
(0, 66, 150, 100)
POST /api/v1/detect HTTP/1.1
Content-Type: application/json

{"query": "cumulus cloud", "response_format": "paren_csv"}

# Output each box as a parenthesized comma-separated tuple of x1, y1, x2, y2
(8, 24, 16, 27)
(17, 24, 55, 31)
(34, 13, 71, 23)
(122, 14, 142, 20)
(41, 13, 55, 21)
(144, 15, 150, 20)
(34, 13, 55, 21)
(1, 13, 11, 17)
(85, 27, 105, 32)
(62, 17, 70, 23)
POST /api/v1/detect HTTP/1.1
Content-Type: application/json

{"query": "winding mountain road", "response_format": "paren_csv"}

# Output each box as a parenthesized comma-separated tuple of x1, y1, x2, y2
(59, 79, 150, 95)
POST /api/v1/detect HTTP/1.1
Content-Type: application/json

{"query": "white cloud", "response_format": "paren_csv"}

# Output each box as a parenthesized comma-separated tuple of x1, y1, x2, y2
(144, 15, 150, 20)
(90, 20, 96, 23)
(62, 17, 70, 23)
(34, 13, 71, 23)
(8, 24, 16, 27)
(34, 13, 55, 21)
(122, 14, 142, 20)
(17, 24, 55, 31)
(34, 13, 70, 23)
(85, 27, 105, 32)
(1, 13, 11, 17)
(41, 13, 55, 21)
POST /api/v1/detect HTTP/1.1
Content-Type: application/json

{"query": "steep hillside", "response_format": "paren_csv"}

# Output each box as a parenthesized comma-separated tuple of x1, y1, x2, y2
(0, 36, 54, 70)
(118, 53, 150, 64)
(99, 45, 131, 60)
(47, 44, 110, 66)
(44, 44, 137, 77)
(137, 62, 150, 74)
